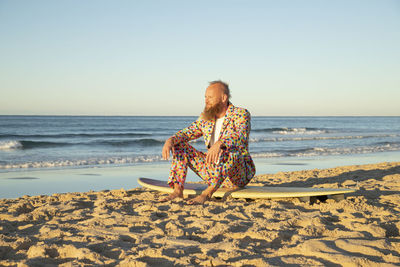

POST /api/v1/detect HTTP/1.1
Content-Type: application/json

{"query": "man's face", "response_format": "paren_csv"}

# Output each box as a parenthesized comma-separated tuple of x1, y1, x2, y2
(205, 85, 223, 110)
(201, 84, 227, 121)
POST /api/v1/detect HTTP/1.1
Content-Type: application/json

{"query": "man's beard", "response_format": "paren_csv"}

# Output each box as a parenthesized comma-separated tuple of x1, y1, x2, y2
(201, 102, 224, 121)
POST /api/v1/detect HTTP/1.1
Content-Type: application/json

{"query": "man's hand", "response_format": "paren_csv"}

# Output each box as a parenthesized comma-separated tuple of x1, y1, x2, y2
(206, 140, 223, 164)
(162, 138, 174, 160)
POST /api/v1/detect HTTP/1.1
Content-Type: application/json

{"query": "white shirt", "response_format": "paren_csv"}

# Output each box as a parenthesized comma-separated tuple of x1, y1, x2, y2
(209, 116, 225, 147)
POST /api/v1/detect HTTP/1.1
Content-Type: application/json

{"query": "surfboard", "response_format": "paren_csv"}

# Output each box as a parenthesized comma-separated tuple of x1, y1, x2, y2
(138, 178, 356, 202)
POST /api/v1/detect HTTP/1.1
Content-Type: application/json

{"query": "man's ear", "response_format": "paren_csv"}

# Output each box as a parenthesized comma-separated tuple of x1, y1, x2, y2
(222, 94, 228, 104)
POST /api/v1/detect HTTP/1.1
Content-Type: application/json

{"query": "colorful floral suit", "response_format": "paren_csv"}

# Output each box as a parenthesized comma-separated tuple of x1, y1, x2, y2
(168, 104, 256, 190)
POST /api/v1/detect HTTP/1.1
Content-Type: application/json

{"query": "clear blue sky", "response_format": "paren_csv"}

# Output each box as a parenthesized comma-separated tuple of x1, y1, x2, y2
(0, 0, 399, 116)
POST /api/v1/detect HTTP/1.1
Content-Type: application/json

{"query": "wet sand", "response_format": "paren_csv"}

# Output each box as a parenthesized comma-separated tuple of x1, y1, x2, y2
(1, 161, 399, 266)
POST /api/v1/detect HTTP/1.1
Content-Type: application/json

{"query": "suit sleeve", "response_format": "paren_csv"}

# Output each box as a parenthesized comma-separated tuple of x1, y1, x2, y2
(170, 119, 203, 144)
(220, 109, 251, 150)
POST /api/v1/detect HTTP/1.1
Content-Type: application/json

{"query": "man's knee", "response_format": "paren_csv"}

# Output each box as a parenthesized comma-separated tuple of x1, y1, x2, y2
(218, 150, 241, 165)
(173, 142, 190, 153)
(172, 142, 199, 158)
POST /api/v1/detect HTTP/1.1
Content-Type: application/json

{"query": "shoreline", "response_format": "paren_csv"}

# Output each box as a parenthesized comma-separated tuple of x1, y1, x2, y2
(1, 161, 399, 266)
(1, 150, 400, 199)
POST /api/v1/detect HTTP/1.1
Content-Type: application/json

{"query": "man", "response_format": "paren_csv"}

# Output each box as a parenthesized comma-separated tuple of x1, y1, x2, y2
(162, 81, 255, 204)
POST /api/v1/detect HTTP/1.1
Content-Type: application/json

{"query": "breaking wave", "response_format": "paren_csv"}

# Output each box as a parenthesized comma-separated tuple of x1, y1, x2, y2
(252, 143, 400, 158)
(0, 155, 164, 169)
(0, 140, 22, 150)
(249, 134, 399, 143)
(0, 139, 164, 150)
(252, 127, 328, 135)
(0, 133, 151, 139)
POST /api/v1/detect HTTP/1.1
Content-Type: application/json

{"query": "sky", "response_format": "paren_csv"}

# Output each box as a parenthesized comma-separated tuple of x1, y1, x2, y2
(0, 0, 399, 116)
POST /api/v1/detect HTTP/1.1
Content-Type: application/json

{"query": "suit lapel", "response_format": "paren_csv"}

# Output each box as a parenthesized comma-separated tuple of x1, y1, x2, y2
(204, 104, 234, 147)
(219, 104, 234, 140)
(204, 120, 214, 147)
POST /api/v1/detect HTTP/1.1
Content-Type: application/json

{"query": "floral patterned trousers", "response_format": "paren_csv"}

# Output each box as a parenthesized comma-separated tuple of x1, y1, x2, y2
(168, 142, 252, 190)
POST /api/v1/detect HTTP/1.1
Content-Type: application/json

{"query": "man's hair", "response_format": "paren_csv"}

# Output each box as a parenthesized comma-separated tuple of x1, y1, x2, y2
(209, 80, 231, 100)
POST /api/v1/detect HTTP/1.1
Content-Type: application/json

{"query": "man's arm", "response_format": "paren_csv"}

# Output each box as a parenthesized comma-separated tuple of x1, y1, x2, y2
(219, 109, 251, 150)
(162, 119, 203, 160)
(170, 119, 203, 145)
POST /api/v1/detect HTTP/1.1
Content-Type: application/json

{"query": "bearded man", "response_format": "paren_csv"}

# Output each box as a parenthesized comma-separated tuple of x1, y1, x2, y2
(161, 80, 255, 204)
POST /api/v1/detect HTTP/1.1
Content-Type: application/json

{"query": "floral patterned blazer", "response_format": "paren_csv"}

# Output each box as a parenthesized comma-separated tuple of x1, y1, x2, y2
(171, 104, 255, 179)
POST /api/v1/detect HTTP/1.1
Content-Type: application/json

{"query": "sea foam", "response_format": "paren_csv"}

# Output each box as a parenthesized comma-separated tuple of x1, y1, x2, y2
(249, 134, 399, 143)
(0, 140, 22, 150)
(273, 127, 326, 135)
(0, 155, 164, 169)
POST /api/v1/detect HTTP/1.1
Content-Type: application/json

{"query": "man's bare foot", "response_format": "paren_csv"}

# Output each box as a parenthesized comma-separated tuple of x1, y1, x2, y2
(160, 183, 184, 202)
(187, 194, 209, 205)
(160, 191, 184, 202)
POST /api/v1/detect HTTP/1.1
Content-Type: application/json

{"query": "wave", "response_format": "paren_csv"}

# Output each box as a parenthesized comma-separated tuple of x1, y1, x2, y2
(0, 155, 164, 169)
(0, 133, 152, 139)
(2, 133, 398, 151)
(0, 138, 164, 150)
(249, 134, 399, 143)
(21, 140, 71, 149)
(252, 127, 328, 135)
(0, 140, 70, 150)
(375, 141, 400, 146)
(96, 139, 164, 147)
(252, 143, 400, 158)
(0, 140, 23, 150)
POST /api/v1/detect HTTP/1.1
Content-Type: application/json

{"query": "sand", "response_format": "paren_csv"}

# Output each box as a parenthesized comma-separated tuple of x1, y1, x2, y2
(1, 161, 400, 266)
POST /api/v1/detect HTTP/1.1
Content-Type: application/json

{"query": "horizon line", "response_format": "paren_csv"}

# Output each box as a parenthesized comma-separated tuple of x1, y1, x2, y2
(1, 114, 399, 117)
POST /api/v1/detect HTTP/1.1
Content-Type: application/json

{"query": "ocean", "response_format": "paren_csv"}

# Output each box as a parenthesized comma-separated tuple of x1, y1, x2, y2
(1, 115, 400, 171)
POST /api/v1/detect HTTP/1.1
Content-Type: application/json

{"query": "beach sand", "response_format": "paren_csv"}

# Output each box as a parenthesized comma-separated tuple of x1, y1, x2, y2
(1, 161, 399, 266)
